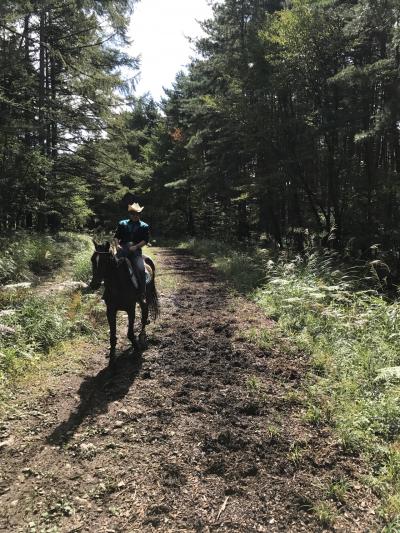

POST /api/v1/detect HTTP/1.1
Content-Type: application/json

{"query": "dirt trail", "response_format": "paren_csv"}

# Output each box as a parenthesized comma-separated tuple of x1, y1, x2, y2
(0, 249, 380, 532)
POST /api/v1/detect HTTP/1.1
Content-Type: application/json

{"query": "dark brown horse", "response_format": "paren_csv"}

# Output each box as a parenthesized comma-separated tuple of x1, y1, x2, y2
(89, 241, 159, 364)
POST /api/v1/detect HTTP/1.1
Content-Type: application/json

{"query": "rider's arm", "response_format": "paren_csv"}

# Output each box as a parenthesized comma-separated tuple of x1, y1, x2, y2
(129, 240, 146, 252)
(129, 224, 149, 252)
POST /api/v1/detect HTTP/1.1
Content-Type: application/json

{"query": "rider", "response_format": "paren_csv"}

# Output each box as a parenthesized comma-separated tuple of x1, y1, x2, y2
(114, 202, 149, 303)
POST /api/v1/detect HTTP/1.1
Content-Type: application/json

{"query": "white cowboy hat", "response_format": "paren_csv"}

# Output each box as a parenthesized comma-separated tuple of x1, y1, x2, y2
(128, 202, 144, 213)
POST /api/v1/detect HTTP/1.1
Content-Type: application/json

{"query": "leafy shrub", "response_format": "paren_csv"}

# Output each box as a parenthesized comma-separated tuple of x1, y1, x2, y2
(0, 232, 103, 395)
(71, 250, 93, 282)
(17, 297, 69, 351)
(26, 236, 64, 274)
(254, 254, 400, 450)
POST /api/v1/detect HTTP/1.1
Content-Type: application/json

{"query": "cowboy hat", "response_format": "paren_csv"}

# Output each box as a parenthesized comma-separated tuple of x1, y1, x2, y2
(128, 202, 144, 213)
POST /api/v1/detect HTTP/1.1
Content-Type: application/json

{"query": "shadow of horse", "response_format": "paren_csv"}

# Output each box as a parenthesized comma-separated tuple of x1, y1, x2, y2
(47, 348, 143, 445)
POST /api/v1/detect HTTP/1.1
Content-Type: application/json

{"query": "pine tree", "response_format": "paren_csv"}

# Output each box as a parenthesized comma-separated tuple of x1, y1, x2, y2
(0, 0, 138, 230)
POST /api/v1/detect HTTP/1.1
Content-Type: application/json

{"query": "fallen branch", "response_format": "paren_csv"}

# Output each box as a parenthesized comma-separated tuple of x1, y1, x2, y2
(216, 496, 229, 520)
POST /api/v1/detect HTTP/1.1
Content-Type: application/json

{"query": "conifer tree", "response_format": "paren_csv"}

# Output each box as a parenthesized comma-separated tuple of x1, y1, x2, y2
(0, 0, 137, 230)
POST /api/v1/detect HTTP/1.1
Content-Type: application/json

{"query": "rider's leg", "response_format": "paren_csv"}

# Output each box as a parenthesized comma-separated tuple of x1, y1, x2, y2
(131, 253, 146, 303)
(116, 243, 128, 258)
(130, 252, 149, 326)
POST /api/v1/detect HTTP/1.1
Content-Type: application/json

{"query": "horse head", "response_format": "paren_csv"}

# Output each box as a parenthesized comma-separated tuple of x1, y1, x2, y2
(89, 240, 112, 290)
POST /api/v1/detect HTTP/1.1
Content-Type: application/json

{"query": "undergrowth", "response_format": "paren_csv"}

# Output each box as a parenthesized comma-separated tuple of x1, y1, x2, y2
(0, 231, 93, 284)
(0, 232, 102, 391)
(182, 238, 400, 522)
(179, 238, 266, 292)
(71, 245, 94, 283)
(0, 290, 105, 389)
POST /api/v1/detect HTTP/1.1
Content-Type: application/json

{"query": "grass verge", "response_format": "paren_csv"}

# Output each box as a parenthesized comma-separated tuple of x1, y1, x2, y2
(147, 245, 182, 294)
(0, 289, 107, 396)
(0, 231, 93, 285)
(0, 232, 102, 400)
(0, 241, 169, 406)
(178, 238, 266, 293)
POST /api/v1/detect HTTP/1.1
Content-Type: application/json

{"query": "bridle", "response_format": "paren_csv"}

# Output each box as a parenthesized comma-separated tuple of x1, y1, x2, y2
(90, 249, 113, 284)
(90, 245, 118, 289)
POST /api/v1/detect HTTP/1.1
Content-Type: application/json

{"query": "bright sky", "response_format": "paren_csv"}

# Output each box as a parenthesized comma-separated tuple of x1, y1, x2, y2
(128, 0, 214, 101)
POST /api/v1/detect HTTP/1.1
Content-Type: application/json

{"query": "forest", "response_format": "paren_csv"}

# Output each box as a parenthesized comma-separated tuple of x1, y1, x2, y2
(1, 0, 400, 531)
(1, 0, 399, 257)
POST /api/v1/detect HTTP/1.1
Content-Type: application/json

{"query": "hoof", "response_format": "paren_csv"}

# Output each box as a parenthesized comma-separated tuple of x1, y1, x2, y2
(131, 337, 139, 352)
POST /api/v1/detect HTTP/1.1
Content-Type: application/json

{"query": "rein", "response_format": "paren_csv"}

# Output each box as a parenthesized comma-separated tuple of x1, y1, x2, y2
(94, 246, 117, 257)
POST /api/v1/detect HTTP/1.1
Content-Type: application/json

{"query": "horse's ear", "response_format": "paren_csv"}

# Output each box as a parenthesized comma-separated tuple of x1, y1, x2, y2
(110, 243, 117, 256)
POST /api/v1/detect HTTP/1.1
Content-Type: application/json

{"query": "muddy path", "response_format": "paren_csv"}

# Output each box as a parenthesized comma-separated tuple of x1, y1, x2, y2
(0, 249, 379, 532)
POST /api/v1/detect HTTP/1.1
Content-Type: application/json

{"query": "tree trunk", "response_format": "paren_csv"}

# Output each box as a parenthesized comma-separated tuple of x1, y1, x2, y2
(37, 9, 47, 230)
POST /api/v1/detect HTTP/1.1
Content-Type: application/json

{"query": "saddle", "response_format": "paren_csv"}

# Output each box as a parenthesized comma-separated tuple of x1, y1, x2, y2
(123, 256, 153, 289)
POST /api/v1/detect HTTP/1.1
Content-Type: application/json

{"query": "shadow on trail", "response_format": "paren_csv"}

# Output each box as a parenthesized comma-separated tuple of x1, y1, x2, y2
(47, 348, 143, 445)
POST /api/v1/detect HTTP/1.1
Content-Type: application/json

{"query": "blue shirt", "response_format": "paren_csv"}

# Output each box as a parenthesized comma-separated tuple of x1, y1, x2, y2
(115, 219, 150, 245)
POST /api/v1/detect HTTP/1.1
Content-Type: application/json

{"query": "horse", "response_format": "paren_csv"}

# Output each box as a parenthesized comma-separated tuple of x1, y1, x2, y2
(89, 241, 160, 364)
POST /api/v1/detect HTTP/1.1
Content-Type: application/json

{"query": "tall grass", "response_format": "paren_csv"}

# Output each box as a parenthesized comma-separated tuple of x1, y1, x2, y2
(70, 238, 94, 282)
(0, 232, 93, 284)
(182, 239, 400, 521)
(255, 253, 400, 520)
(255, 254, 400, 436)
(0, 290, 105, 387)
(179, 238, 267, 292)
(0, 232, 101, 388)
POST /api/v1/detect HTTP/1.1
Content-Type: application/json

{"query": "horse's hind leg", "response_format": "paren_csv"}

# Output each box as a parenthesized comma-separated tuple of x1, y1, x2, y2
(139, 299, 149, 327)
(106, 307, 117, 361)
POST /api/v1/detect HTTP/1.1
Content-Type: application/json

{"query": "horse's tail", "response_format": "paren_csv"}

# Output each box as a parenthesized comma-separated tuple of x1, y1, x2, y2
(145, 256, 160, 320)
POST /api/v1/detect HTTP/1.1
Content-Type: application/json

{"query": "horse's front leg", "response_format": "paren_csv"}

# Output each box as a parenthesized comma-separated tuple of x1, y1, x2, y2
(127, 307, 138, 351)
(138, 300, 149, 349)
(106, 306, 117, 361)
